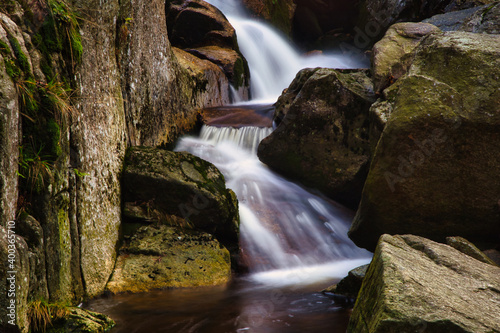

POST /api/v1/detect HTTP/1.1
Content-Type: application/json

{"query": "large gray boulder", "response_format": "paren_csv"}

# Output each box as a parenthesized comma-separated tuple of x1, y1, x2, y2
(348, 234, 500, 333)
(349, 31, 500, 250)
(258, 68, 375, 209)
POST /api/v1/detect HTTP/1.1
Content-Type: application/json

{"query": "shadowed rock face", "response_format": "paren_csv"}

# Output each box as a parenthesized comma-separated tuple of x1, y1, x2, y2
(258, 68, 376, 210)
(166, 0, 237, 49)
(424, 2, 500, 34)
(349, 31, 500, 251)
(166, 0, 250, 96)
(354, 0, 496, 47)
(122, 147, 240, 248)
(348, 234, 500, 333)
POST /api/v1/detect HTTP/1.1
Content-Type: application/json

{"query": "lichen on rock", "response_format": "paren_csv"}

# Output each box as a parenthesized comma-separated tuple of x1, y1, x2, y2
(106, 225, 232, 293)
(349, 31, 500, 250)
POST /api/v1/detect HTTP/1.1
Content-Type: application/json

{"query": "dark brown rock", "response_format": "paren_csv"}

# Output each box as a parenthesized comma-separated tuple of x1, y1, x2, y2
(258, 68, 376, 209)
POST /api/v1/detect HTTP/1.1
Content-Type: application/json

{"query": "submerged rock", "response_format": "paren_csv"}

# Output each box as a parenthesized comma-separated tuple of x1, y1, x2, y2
(349, 31, 500, 250)
(122, 147, 239, 248)
(106, 225, 231, 293)
(258, 68, 375, 209)
(325, 264, 369, 299)
(348, 234, 500, 333)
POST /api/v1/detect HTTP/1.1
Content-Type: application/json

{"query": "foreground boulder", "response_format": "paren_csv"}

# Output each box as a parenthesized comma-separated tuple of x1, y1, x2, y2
(122, 147, 239, 248)
(348, 234, 500, 332)
(349, 32, 500, 250)
(106, 225, 231, 293)
(258, 68, 375, 209)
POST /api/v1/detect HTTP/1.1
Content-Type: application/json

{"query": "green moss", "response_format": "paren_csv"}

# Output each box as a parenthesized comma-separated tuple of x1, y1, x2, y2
(47, 0, 83, 65)
(0, 39, 10, 55)
(232, 56, 248, 89)
(47, 119, 62, 157)
(4, 57, 21, 79)
(8, 35, 31, 74)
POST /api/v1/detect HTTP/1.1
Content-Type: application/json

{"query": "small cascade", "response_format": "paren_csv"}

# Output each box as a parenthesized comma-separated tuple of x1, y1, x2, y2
(200, 125, 272, 153)
(176, 125, 371, 286)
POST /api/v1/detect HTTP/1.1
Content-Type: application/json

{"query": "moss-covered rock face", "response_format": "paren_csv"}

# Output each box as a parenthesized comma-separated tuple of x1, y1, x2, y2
(372, 22, 440, 92)
(257, 68, 376, 209)
(106, 225, 231, 293)
(47, 307, 115, 333)
(349, 32, 500, 251)
(445, 236, 498, 266)
(172, 47, 231, 107)
(348, 234, 500, 333)
(122, 147, 240, 248)
(0, 15, 19, 226)
(185, 46, 250, 91)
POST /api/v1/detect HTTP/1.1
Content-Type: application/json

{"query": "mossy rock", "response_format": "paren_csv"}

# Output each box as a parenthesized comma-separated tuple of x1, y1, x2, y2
(47, 307, 115, 333)
(347, 234, 500, 333)
(349, 32, 500, 250)
(122, 147, 239, 248)
(106, 225, 231, 293)
(258, 68, 376, 209)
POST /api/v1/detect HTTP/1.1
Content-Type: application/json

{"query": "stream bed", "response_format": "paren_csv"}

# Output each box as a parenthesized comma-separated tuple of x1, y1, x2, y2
(86, 277, 354, 333)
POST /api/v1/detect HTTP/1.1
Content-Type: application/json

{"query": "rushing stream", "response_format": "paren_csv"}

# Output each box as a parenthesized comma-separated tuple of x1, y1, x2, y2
(86, 1, 371, 331)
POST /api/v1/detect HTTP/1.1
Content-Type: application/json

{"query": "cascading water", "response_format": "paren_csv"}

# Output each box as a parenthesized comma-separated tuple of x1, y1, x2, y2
(176, 127, 370, 286)
(174, 0, 371, 286)
(205, 0, 360, 102)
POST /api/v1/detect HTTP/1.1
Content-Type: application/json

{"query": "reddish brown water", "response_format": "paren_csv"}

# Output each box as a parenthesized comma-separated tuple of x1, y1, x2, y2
(85, 278, 352, 333)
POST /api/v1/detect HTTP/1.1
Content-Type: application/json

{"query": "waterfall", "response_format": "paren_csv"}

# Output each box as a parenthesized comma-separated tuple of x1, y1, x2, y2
(176, 127, 371, 286)
(175, 0, 371, 286)
(205, 0, 358, 103)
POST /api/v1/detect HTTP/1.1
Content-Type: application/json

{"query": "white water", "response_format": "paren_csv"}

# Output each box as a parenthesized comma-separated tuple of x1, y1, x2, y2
(175, 0, 371, 287)
(176, 127, 371, 286)
(205, 0, 359, 103)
